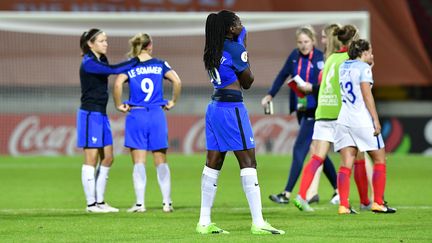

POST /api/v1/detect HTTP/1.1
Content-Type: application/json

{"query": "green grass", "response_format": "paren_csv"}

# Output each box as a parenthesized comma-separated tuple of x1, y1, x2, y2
(0, 154, 431, 242)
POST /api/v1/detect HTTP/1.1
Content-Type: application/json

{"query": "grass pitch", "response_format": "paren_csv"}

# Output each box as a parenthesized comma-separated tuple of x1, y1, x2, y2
(0, 153, 431, 242)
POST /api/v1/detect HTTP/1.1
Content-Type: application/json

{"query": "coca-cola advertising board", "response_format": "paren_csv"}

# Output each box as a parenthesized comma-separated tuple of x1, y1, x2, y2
(2, 114, 431, 156)
(0, 114, 300, 156)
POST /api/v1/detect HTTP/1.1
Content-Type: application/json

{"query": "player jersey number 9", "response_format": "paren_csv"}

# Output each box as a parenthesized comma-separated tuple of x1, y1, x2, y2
(141, 78, 154, 102)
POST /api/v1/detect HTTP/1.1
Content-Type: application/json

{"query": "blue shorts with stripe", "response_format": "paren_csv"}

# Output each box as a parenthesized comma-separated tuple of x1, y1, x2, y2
(205, 101, 255, 152)
(124, 106, 168, 151)
(76, 109, 113, 148)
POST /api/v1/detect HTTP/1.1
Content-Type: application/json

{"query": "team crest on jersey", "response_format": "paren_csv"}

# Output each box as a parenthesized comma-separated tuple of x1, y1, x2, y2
(317, 61, 324, 70)
(241, 51, 248, 62)
(364, 67, 372, 78)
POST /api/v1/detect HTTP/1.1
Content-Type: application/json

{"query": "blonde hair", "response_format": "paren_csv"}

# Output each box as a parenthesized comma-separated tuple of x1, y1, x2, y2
(127, 33, 152, 58)
(296, 25, 317, 44)
(323, 23, 342, 59)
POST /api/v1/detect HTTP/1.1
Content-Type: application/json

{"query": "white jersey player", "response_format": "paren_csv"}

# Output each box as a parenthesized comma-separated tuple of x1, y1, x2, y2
(334, 39, 396, 214)
(335, 57, 384, 151)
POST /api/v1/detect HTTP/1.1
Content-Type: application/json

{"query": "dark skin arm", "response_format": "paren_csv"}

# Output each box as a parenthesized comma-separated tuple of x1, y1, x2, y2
(238, 67, 254, 89)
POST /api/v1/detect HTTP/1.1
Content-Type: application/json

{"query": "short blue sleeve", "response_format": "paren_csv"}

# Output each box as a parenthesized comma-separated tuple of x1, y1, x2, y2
(230, 43, 249, 73)
(162, 60, 172, 76)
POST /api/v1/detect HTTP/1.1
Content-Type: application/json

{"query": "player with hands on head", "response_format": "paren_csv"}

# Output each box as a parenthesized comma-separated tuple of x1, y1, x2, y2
(113, 33, 181, 213)
(196, 10, 284, 235)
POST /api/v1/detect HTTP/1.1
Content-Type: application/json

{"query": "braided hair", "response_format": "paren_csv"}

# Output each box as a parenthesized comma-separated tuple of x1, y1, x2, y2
(348, 39, 371, 60)
(203, 10, 238, 70)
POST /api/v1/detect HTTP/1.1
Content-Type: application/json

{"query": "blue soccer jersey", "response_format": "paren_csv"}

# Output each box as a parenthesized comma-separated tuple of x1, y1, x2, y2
(205, 39, 255, 152)
(210, 39, 249, 89)
(125, 58, 171, 107)
(123, 58, 171, 151)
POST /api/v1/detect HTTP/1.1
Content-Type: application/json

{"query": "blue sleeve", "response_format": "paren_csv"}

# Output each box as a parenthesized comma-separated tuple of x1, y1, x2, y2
(231, 43, 249, 73)
(83, 56, 139, 75)
(162, 60, 172, 76)
(268, 52, 294, 97)
(236, 27, 247, 47)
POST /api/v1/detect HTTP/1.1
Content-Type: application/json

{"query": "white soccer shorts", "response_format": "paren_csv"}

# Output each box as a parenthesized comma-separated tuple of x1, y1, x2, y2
(334, 124, 385, 152)
(312, 120, 337, 143)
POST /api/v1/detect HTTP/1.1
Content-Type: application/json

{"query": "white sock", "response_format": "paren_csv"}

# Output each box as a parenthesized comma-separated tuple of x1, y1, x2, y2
(133, 163, 146, 205)
(81, 164, 96, 206)
(198, 166, 220, 226)
(95, 165, 110, 203)
(157, 163, 172, 205)
(241, 168, 265, 227)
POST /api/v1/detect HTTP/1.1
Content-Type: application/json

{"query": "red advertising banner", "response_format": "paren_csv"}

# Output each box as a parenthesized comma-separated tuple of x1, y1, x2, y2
(1, 114, 430, 156)
(0, 114, 300, 156)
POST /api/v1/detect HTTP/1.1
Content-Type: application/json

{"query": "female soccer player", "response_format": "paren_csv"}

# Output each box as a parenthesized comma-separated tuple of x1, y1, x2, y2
(196, 10, 284, 235)
(77, 28, 145, 213)
(262, 26, 338, 206)
(293, 25, 372, 213)
(305, 23, 343, 203)
(334, 39, 396, 214)
(113, 33, 181, 213)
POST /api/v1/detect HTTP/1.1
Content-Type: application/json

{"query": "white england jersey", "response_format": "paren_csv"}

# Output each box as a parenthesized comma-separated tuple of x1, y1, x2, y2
(337, 60, 374, 128)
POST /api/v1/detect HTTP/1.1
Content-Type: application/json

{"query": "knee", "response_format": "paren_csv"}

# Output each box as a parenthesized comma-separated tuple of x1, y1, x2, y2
(240, 159, 257, 169)
(101, 155, 114, 166)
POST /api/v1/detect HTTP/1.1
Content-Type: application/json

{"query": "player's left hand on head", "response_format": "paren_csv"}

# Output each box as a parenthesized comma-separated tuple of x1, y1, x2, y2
(237, 27, 247, 47)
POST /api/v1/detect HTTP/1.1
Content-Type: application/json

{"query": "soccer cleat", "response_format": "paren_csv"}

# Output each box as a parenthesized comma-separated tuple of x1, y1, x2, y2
(307, 194, 320, 204)
(196, 223, 229, 234)
(127, 204, 146, 213)
(86, 205, 110, 213)
(371, 202, 397, 214)
(97, 202, 119, 212)
(360, 202, 372, 211)
(294, 195, 314, 212)
(338, 205, 358, 214)
(330, 193, 340, 205)
(162, 203, 174, 213)
(269, 193, 290, 204)
(251, 221, 285, 235)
